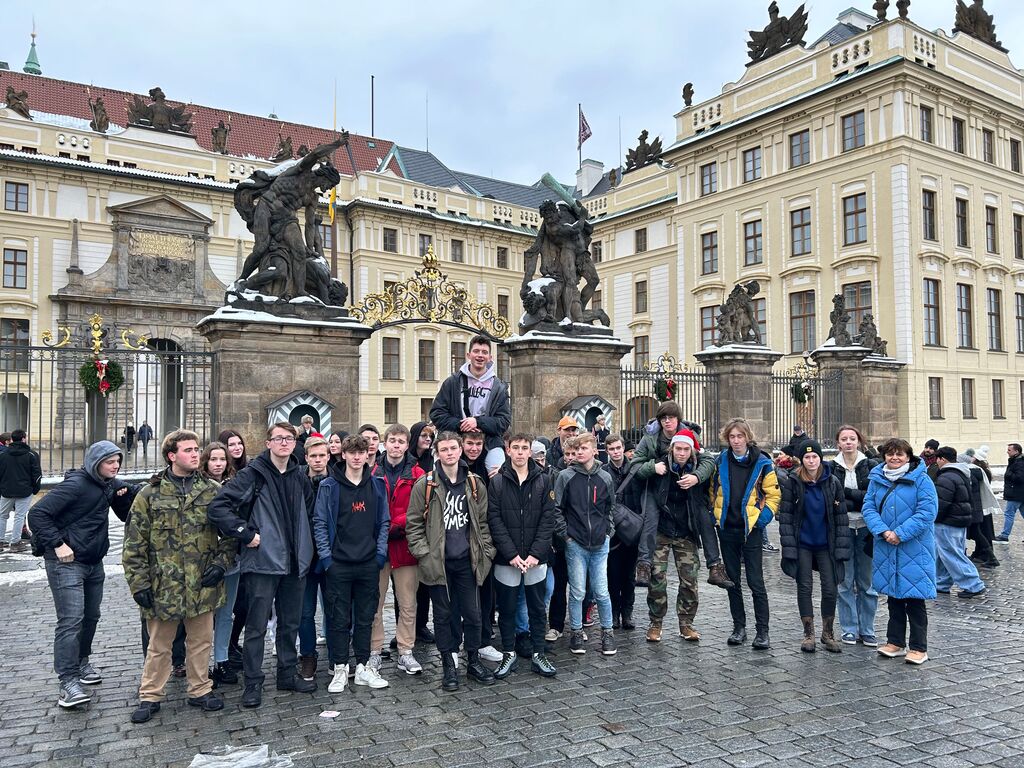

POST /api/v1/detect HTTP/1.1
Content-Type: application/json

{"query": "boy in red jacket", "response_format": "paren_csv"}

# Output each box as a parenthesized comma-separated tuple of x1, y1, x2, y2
(370, 424, 426, 675)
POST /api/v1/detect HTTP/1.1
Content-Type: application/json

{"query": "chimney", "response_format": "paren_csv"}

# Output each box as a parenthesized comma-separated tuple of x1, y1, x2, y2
(576, 159, 604, 197)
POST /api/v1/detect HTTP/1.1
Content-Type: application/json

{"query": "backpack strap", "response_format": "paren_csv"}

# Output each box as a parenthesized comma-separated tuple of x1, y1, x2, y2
(467, 472, 479, 502)
(423, 471, 438, 520)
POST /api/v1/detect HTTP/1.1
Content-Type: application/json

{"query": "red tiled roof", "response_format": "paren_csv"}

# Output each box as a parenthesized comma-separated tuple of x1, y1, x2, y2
(0, 71, 403, 177)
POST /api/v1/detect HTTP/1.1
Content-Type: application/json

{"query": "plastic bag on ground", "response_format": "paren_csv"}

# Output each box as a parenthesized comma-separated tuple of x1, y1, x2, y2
(188, 744, 295, 768)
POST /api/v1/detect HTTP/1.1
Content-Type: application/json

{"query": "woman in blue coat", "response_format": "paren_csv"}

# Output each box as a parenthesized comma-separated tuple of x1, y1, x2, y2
(861, 438, 937, 666)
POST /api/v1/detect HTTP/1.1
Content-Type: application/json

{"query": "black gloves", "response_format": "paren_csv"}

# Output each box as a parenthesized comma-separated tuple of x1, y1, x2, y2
(201, 565, 226, 587)
(133, 589, 154, 609)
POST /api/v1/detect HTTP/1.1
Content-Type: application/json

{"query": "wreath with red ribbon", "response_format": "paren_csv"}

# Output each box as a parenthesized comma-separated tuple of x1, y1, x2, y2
(654, 377, 676, 402)
(79, 359, 125, 396)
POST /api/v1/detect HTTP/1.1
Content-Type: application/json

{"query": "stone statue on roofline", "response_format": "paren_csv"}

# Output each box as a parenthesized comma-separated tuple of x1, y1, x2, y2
(88, 96, 110, 133)
(211, 120, 230, 154)
(227, 134, 351, 318)
(4, 86, 32, 120)
(519, 172, 610, 336)
(127, 87, 193, 133)
(271, 134, 294, 162)
(747, 2, 809, 65)
(953, 0, 1005, 51)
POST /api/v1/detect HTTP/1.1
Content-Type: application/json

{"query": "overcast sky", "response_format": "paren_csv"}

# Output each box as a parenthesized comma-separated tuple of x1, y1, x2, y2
(3, 1, 1024, 185)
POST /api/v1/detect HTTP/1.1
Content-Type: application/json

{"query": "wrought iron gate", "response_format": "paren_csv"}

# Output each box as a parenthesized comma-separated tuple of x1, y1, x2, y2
(619, 354, 720, 448)
(770, 369, 844, 450)
(0, 342, 216, 480)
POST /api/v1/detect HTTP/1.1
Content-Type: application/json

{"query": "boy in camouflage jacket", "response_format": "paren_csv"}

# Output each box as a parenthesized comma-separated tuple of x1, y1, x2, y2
(123, 430, 236, 723)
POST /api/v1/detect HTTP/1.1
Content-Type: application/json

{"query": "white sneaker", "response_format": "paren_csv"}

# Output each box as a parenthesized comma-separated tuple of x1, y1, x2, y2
(316, 636, 327, 646)
(328, 664, 348, 693)
(397, 653, 423, 675)
(478, 645, 502, 663)
(354, 663, 389, 689)
(368, 653, 382, 672)
(545, 628, 562, 642)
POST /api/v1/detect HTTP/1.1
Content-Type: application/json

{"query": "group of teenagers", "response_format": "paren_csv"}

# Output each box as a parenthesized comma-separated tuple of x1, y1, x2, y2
(27, 335, 983, 724)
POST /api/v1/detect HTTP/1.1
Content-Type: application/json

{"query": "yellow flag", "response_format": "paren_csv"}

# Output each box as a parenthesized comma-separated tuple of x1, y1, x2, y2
(328, 186, 336, 225)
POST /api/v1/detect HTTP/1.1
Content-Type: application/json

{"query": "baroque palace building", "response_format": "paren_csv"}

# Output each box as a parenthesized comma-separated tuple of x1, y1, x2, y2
(2, 4, 1024, 447)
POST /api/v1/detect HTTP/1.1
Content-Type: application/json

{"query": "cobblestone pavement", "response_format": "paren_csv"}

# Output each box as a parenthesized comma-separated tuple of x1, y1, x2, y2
(2, 514, 1024, 768)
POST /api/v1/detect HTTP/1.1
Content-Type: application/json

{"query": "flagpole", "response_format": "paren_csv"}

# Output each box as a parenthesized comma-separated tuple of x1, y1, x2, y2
(330, 78, 338, 278)
(578, 103, 582, 170)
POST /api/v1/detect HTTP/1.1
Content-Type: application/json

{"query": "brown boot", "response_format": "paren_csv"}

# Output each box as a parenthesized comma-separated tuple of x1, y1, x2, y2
(800, 617, 816, 653)
(634, 561, 651, 588)
(646, 621, 663, 643)
(820, 617, 843, 653)
(678, 621, 701, 642)
(299, 654, 317, 681)
(706, 562, 734, 589)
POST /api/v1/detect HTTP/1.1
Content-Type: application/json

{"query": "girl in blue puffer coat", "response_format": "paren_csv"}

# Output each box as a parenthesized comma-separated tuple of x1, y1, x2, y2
(861, 438, 937, 666)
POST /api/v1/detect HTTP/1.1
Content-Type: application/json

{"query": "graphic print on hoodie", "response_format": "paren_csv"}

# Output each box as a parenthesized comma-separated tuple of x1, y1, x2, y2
(461, 361, 495, 418)
(441, 474, 470, 560)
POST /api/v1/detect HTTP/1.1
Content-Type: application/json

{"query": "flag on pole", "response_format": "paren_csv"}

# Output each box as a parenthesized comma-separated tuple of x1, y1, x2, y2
(578, 106, 592, 150)
(329, 79, 338, 225)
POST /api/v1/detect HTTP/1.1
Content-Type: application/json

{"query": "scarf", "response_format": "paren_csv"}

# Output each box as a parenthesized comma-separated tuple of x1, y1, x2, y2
(882, 463, 910, 483)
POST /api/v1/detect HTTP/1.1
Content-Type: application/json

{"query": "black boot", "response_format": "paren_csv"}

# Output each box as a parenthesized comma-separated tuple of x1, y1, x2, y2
(727, 625, 747, 646)
(752, 629, 771, 650)
(209, 662, 237, 686)
(440, 652, 459, 692)
(621, 611, 636, 631)
(466, 652, 496, 685)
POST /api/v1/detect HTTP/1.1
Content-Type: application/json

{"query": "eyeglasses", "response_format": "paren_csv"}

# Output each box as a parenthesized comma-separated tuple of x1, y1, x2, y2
(269, 436, 296, 445)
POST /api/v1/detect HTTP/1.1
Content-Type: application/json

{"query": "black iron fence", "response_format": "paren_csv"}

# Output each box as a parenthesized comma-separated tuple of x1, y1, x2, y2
(620, 363, 720, 449)
(0, 344, 216, 479)
(769, 370, 844, 450)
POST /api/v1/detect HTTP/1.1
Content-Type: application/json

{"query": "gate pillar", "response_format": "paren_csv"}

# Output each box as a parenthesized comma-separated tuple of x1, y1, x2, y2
(197, 310, 372, 455)
(811, 347, 905, 447)
(503, 335, 632, 439)
(695, 345, 782, 446)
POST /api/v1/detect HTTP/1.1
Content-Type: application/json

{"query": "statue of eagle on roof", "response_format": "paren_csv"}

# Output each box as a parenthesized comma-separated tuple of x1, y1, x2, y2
(747, 2, 809, 65)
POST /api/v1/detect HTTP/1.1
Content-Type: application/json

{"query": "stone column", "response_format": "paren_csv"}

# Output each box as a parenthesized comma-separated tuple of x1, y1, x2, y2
(694, 345, 783, 446)
(197, 312, 372, 452)
(503, 335, 633, 438)
(812, 347, 905, 446)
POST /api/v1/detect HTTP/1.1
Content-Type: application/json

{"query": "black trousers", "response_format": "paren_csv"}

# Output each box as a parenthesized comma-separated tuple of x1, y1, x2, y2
(968, 521, 993, 562)
(548, 548, 569, 632)
(886, 597, 928, 652)
(230, 577, 247, 652)
(495, 577, 547, 655)
(796, 548, 838, 618)
(478, 564, 496, 647)
(607, 540, 638, 619)
(430, 558, 482, 655)
(241, 571, 304, 686)
(325, 560, 379, 667)
(416, 582, 431, 632)
(718, 527, 770, 632)
(141, 618, 186, 667)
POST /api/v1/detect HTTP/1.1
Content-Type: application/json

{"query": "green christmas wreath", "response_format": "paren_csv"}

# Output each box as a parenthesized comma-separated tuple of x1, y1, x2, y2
(654, 378, 676, 402)
(790, 380, 813, 404)
(79, 359, 125, 396)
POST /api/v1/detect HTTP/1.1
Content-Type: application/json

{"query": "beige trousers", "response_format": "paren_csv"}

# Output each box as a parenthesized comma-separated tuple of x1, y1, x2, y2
(139, 611, 214, 702)
(370, 564, 419, 655)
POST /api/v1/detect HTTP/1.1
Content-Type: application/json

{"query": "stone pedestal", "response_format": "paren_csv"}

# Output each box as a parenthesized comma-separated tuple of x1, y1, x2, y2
(503, 334, 632, 438)
(812, 347, 905, 446)
(197, 308, 372, 453)
(694, 344, 783, 445)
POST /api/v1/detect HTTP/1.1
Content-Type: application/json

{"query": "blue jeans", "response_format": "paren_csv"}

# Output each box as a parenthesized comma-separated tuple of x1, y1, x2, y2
(837, 527, 877, 637)
(299, 569, 333, 658)
(934, 523, 985, 592)
(999, 501, 1023, 537)
(213, 571, 240, 664)
(44, 559, 105, 683)
(0, 496, 30, 544)
(565, 538, 613, 631)
(516, 583, 529, 634)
